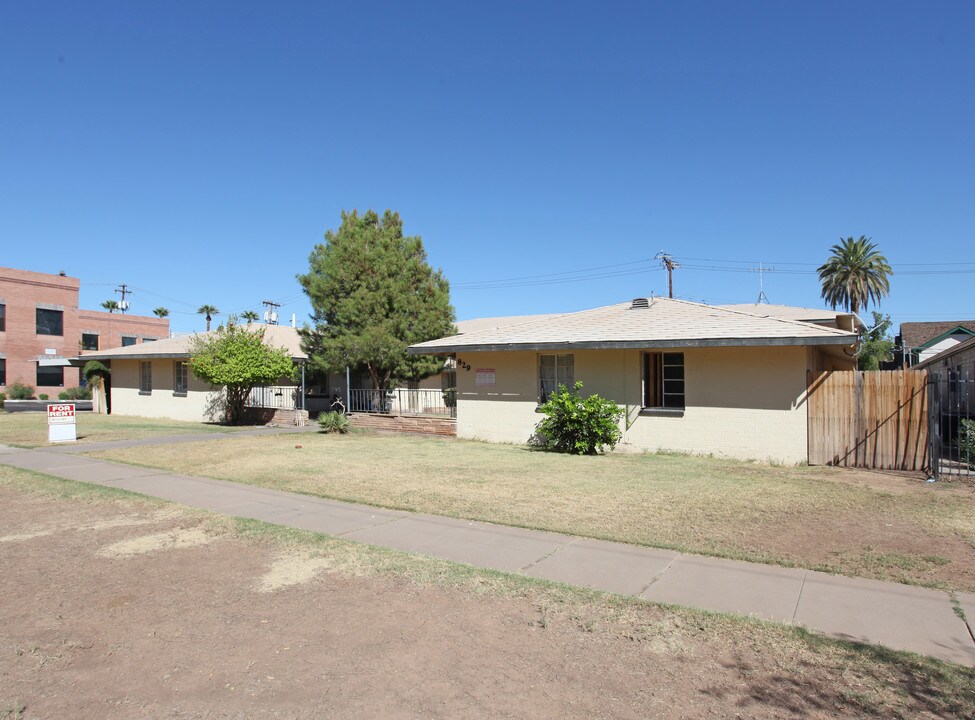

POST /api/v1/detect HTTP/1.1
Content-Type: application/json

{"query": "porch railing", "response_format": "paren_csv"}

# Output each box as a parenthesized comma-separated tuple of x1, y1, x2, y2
(348, 387, 456, 418)
(247, 385, 298, 410)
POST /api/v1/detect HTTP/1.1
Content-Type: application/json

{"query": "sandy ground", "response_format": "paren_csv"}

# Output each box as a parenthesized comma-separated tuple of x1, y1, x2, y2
(0, 485, 971, 720)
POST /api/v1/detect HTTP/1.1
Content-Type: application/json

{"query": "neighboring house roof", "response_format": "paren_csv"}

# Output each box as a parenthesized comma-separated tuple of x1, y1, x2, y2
(409, 297, 857, 354)
(914, 334, 975, 370)
(899, 321, 975, 351)
(455, 314, 562, 335)
(717, 303, 848, 323)
(78, 324, 308, 361)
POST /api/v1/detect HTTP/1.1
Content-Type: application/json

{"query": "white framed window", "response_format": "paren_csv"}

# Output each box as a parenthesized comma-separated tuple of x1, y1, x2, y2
(140, 361, 152, 394)
(539, 354, 574, 402)
(174, 361, 188, 395)
(643, 352, 684, 409)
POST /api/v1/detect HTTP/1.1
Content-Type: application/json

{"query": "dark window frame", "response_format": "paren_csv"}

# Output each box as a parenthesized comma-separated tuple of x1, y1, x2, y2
(81, 333, 99, 351)
(0, 303, 6, 332)
(36, 365, 65, 388)
(539, 353, 575, 403)
(174, 361, 188, 395)
(36, 308, 64, 336)
(642, 352, 685, 410)
(0, 358, 5, 386)
(122, 336, 138, 347)
(139, 361, 152, 395)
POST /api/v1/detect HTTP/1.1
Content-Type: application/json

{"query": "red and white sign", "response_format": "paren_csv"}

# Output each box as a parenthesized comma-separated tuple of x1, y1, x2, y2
(48, 403, 77, 443)
(48, 404, 76, 425)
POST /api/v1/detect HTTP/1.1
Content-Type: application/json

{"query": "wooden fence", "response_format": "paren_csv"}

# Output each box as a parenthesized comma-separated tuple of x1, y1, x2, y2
(807, 370, 929, 471)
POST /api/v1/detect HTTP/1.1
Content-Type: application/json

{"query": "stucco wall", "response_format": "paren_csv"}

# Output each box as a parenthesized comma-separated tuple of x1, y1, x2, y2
(110, 359, 224, 422)
(454, 346, 817, 463)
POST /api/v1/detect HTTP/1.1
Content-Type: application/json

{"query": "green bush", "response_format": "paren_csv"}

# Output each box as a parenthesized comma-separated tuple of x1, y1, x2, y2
(0, 392, 5, 410)
(82, 360, 111, 385)
(531, 381, 624, 455)
(61, 386, 92, 400)
(317, 410, 351, 434)
(7, 382, 35, 400)
(39, 393, 49, 400)
(960, 419, 975, 469)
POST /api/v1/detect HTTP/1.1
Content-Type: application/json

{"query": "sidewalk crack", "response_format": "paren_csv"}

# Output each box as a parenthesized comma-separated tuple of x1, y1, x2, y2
(519, 539, 578, 572)
(638, 554, 680, 595)
(790, 571, 808, 624)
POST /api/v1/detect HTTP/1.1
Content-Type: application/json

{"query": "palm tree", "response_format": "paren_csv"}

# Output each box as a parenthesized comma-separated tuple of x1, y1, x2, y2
(153, 307, 170, 318)
(817, 236, 892, 316)
(241, 310, 259, 323)
(101, 300, 119, 314)
(197, 304, 219, 332)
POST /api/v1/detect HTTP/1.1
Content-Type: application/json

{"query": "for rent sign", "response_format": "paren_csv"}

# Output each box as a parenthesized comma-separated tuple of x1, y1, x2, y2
(48, 403, 77, 443)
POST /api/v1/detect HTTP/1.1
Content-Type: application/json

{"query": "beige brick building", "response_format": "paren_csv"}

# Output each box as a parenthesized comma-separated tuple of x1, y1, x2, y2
(0, 266, 169, 397)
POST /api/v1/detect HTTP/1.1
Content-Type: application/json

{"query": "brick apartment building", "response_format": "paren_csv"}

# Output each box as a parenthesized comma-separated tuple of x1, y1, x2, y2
(0, 266, 170, 397)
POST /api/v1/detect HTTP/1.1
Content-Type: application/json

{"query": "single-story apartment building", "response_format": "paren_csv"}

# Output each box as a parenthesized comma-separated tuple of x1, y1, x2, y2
(78, 325, 306, 422)
(409, 297, 858, 463)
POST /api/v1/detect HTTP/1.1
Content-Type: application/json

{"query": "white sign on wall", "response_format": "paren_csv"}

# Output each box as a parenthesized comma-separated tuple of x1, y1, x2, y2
(48, 403, 77, 443)
(475, 368, 496, 387)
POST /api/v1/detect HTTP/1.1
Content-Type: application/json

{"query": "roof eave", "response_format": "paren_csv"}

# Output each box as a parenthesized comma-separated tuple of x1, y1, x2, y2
(409, 336, 856, 354)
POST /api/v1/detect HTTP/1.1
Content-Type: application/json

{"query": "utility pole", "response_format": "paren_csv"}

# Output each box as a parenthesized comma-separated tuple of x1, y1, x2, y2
(262, 300, 280, 325)
(115, 283, 132, 313)
(750, 263, 775, 304)
(654, 252, 679, 298)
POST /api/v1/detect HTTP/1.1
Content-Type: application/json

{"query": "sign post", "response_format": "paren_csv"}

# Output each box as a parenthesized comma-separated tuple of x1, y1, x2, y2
(48, 403, 77, 443)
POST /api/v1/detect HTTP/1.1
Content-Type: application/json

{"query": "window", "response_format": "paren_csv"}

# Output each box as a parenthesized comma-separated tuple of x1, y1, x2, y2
(0, 358, 5, 386)
(0, 303, 5, 332)
(81, 333, 99, 351)
(36, 308, 63, 336)
(643, 352, 684, 409)
(122, 336, 137, 347)
(539, 354, 574, 402)
(174, 361, 188, 395)
(142, 337, 156, 343)
(140, 361, 152, 394)
(37, 365, 64, 387)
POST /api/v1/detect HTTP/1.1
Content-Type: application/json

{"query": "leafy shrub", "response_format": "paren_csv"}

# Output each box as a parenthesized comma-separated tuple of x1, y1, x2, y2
(39, 393, 49, 400)
(7, 382, 35, 400)
(82, 360, 111, 385)
(61, 386, 92, 400)
(0, 392, 5, 410)
(531, 381, 624, 455)
(317, 410, 351, 434)
(960, 419, 975, 469)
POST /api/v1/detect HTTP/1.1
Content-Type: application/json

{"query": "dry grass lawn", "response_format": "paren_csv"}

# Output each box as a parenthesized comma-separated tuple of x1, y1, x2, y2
(1, 465, 974, 718)
(0, 411, 244, 447)
(88, 431, 975, 592)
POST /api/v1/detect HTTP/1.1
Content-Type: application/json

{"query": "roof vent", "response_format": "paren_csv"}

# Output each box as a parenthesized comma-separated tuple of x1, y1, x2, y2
(630, 298, 650, 310)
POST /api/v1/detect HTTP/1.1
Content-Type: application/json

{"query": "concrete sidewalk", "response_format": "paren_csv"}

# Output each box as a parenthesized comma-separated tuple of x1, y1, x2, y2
(2, 442, 973, 667)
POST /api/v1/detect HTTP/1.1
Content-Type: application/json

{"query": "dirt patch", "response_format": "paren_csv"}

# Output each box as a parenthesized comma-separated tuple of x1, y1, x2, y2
(257, 551, 332, 592)
(96, 527, 216, 557)
(0, 484, 972, 719)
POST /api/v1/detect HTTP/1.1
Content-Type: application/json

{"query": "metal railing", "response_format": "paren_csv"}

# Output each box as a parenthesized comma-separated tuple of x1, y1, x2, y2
(928, 368, 974, 480)
(348, 387, 456, 418)
(247, 385, 299, 410)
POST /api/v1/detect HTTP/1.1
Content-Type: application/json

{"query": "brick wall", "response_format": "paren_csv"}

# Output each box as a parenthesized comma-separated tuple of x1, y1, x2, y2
(349, 413, 457, 437)
(0, 266, 170, 397)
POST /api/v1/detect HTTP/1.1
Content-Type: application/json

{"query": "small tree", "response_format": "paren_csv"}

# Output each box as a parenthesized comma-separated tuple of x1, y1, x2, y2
(188, 318, 294, 424)
(857, 311, 895, 370)
(531, 381, 624, 455)
(101, 300, 119, 313)
(153, 307, 170, 318)
(241, 310, 259, 323)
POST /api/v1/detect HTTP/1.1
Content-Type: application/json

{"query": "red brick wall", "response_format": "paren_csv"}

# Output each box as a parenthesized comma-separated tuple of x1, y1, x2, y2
(0, 266, 170, 397)
(78, 310, 170, 352)
(0, 267, 81, 395)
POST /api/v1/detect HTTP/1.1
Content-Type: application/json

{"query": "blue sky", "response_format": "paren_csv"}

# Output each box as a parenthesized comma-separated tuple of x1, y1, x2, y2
(2, 2, 973, 336)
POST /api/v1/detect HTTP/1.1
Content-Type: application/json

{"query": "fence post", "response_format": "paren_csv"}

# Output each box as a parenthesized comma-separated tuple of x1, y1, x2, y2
(928, 372, 940, 480)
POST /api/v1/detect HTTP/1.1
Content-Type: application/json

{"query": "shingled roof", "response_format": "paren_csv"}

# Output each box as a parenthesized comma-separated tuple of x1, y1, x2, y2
(79, 324, 307, 361)
(410, 297, 856, 354)
(899, 321, 975, 351)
